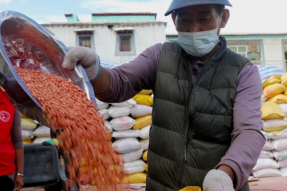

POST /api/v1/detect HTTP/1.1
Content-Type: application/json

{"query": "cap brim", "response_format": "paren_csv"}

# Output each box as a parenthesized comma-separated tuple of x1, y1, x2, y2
(164, 2, 232, 16)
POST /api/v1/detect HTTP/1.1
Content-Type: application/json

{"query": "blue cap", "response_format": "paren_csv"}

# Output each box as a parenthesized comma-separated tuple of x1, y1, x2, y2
(165, 0, 232, 16)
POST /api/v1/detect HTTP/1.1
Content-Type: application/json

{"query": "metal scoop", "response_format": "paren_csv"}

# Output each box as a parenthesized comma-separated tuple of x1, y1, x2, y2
(0, 10, 97, 126)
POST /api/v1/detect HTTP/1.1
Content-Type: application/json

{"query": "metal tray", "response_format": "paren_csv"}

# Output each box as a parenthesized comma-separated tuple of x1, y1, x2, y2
(0, 10, 97, 126)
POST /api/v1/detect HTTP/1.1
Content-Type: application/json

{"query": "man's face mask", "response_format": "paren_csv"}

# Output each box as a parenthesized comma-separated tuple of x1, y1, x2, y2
(177, 28, 220, 57)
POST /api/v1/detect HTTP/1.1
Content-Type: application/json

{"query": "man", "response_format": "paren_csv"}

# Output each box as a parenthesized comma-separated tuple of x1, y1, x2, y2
(63, 0, 265, 190)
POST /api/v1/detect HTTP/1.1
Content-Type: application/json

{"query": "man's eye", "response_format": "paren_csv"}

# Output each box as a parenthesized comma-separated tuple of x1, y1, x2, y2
(200, 18, 209, 22)
(180, 19, 190, 23)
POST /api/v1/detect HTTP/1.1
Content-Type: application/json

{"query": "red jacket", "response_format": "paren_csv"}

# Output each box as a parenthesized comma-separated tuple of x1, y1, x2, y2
(0, 89, 15, 176)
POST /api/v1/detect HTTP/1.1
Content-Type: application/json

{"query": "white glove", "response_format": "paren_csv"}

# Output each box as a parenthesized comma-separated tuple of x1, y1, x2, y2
(62, 46, 100, 81)
(203, 169, 235, 191)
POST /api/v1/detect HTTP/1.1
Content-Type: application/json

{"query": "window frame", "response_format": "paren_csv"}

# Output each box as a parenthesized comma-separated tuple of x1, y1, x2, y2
(281, 39, 287, 71)
(76, 34, 95, 51)
(79, 36, 92, 48)
(115, 33, 136, 56)
(119, 35, 131, 52)
(228, 46, 248, 57)
(227, 39, 264, 65)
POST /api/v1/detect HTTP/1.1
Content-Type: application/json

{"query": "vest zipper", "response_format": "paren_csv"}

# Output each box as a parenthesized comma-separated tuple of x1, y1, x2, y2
(179, 90, 191, 188)
(184, 139, 188, 162)
(179, 59, 212, 188)
(179, 56, 193, 188)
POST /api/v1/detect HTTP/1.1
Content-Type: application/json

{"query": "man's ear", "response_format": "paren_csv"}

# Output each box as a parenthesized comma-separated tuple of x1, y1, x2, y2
(220, 9, 230, 28)
(171, 12, 176, 25)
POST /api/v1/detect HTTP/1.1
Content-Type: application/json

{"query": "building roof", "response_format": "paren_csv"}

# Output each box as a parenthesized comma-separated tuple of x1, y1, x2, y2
(167, 33, 287, 36)
(166, 34, 178, 37)
(64, 13, 79, 22)
(91, 12, 157, 22)
(223, 33, 287, 36)
(223, 33, 287, 39)
(166, 33, 287, 39)
(41, 21, 167, 27)
(64, 13, 73, 17)
(92, 12, 157, 16)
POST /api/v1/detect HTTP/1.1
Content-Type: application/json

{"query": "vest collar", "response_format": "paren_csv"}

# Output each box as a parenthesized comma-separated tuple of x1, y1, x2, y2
(209, 36, 227, 63)
(198, 37, 227, 74)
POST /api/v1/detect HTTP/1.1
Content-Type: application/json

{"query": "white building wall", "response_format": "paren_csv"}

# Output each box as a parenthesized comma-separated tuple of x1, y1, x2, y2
(48, 26, 77, 47)
(94, 26, 117, 62)
(45, 24, 287, 70)
(226, 37, 287, 70)
(262, 38, 285, 70)
(43, 23, 166, 65)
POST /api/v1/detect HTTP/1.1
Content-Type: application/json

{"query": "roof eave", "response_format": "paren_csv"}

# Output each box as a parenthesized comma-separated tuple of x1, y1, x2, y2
(41, 21, 167, 27)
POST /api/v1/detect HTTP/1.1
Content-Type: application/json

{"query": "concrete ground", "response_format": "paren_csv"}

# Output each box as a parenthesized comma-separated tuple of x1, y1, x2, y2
(22, 187, 43, 191)
(21, 177, 287, 191)
(21, 187, 146, 191)
(249, 177, 287, 191)
(21, 184, 146, 191)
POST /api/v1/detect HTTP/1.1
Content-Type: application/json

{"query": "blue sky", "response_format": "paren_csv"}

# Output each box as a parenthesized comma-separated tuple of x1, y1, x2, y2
(0, 0, 286, 34)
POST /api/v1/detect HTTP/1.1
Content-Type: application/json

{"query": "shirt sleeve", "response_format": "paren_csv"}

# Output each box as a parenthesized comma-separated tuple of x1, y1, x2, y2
(215, 63, 266, 190)
(95, 43, 162, 103)
(10, 109, 23, 150)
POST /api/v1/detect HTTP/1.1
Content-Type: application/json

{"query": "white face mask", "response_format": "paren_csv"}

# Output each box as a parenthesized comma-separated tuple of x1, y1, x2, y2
(177, 28, 220, 57)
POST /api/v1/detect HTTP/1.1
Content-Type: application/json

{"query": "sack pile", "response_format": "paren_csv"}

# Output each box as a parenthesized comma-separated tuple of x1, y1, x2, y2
(32, 125, 51, 144)
(84, 89, 153, 185)
(21, 114, 51, 144)
(21, 115, 36, 144)
(252, 73, 287, 178)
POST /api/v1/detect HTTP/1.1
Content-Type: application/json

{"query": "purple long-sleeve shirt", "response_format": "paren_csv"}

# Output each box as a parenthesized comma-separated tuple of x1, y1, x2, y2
(96, 43, 266, 190)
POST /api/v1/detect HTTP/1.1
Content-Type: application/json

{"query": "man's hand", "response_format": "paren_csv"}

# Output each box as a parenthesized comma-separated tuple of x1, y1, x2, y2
(62, 46, 100, 81)
(14, 175, 24, 191)
(203, 169, 235, 191)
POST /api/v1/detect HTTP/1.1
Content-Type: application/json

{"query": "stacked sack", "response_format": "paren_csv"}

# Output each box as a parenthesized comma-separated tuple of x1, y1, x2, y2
(21, 114, 52, 145)
(21, 114, 37, 145)
(90, 90, 153, 186)
(121, 89, 153, 184)
(109, 97, 146, 184)
(32, 125, 51, 144)
(253, 74, 287, 178)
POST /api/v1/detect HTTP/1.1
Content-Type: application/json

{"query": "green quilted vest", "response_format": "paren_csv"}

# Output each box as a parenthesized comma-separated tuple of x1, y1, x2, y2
(146, 38, 250, 191)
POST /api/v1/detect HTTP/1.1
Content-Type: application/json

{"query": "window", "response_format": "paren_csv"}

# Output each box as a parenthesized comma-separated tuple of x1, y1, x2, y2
(115, 33, 136, 56)
(79, 37, 91, 48)
(283, 43, 287, 69)
(76, 34, 95, 51)
(228, 46, 248, 57)
(228, 43, 262, 65)
(120, 36, 131, 52)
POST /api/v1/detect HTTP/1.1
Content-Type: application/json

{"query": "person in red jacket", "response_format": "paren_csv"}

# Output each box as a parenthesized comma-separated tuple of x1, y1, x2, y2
(0, 88, 24, 191)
